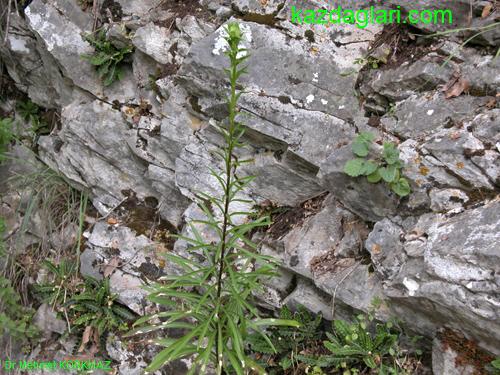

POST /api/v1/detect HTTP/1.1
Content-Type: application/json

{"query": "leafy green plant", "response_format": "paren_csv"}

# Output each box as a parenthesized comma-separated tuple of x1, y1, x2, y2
(354, 56, 381, 69)
(128, 22, 298, 375)
(299, 314, 407, 374)
(82, 29, 133, 86)
(246, 305, 322, 373)
(33, 259, 79, 308)
(17, 99, 50, 135)
(65, 276, 135, 336)
(489, 358, 500, 374)
(344, 132, 411, 197)
(0, 117, 14, 162)
(0, 217, 38, 344)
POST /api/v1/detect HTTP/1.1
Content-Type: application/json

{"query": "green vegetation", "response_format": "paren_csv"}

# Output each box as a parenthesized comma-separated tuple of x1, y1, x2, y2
(33, 259, 78, 308)
(490, 358, 500, 374)
(304, 315, 403, 373)
(65, 276, 135, 336)
(344, 132, 411, 197)
(129, 22, 298, 375)
(0, 117, 14, 161)
(243, 303, 421, 375)
(246, 305, 322, 373)
(17, 99, 51, 136)
(354, 56, 382, 69)
(0, 218, 38, 346)
(34, 257, 135, 348)
(82, 29, 134, 86)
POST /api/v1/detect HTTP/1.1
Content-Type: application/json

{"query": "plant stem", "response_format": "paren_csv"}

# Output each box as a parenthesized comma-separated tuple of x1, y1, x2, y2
(214, 30, 240, 373)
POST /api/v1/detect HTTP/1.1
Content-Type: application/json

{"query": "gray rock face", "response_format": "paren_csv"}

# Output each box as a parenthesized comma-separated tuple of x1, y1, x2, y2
(132, 23, 175, 65)
(432, 337, 476, 375)
(2, 0, 499, 368)
(81, 221, 163, 315)
(24, 0, 100, 95)
(0, 13, 76, 108)
(232, 0, 285, 15)
(37, 100, 189, 225)
(366, 201, 500, 355)
(33, 303, 67, 336)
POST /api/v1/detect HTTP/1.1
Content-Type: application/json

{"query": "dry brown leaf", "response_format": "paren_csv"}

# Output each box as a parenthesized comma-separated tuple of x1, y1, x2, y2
(78, 325, 93, 352)
(444, 78, 470, 99)
(103, 256, 121, 277)
(485, 97, 497, 109)
(482, 3, 493, 18)
(107, 217, 118, 225)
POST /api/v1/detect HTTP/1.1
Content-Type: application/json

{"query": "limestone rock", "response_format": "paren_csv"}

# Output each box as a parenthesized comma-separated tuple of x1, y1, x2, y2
(366, 201, 500, 355)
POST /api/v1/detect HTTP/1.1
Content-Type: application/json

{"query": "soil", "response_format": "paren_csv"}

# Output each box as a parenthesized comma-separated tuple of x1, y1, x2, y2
(369, 23, 435, 70)
(266, 192, 329, 240)
(439, 329, 494, 375)
(156, 0, 215, 27)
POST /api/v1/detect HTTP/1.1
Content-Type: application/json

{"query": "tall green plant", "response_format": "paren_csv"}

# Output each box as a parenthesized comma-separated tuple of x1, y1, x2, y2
(129, 22, 298, 375)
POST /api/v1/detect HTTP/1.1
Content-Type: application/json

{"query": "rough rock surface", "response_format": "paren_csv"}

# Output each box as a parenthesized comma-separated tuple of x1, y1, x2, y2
(1, 0, 499, 370)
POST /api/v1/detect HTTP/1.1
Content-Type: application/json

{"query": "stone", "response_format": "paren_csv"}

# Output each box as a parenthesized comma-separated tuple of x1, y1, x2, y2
(80, 222, 163, 314)
(319, 145, 400, 222)
(283, 278, 333, 320)
(24, 0, 101, 96)
(33, 303, 67, 336)
(432, 337, 476, 375)
(232, 0, 285, 15)
(0, 13, 76, 108)
(429, 188, 469, 213)
(260, 194, 367, 279)
(106, 23, 132, 49)
(366, 59, 455, 101)
(132, 23, 176, 64)
(115, 0, 163, 16)
(366, 201, 500, 355)
(215, 6, 233, 19)
(176, 16, 215, 43)
(381, 92, 489, 139)
(422, 128, 494, 190)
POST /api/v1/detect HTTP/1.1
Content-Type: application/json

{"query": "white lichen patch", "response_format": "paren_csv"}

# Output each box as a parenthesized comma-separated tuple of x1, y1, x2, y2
(427, 109, 434, 116)
(321, 99, 328, 105)
(212, 23, 253, 57)
(312, 72, 319, 83)
(306, 94, 315, 104)
(7, 35, 30, 53)
(403, 277, 419, 296)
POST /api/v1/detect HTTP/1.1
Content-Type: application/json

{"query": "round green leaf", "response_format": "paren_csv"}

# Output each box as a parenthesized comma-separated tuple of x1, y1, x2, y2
(390, 178, 411, 197)
(358, 131, 375, 142)
(352, 140, 369, 157)
(361, 160, 378, 176)
(379, 165, 397, 183)
(344, 158, 365, 177)
(382, 142, 400, 165)
(367, 169, 382, 183)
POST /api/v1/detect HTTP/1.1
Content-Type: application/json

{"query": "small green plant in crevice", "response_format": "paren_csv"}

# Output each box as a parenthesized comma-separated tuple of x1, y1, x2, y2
(354, 56, 382, 69)
(246, 305, 323, 374)
(129, 22, 298, 375)
(0, 217, 39, 347)
(17, 99, 50, 135)
(82, 28, 134, 86)
(298, 313, 416, 374)
(488, 358, 500, 374)
(0, 117, 14, 161)
(344, 132, 411, 197)
(64, 276, 135, 349)
(33, 259, 79, 309)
